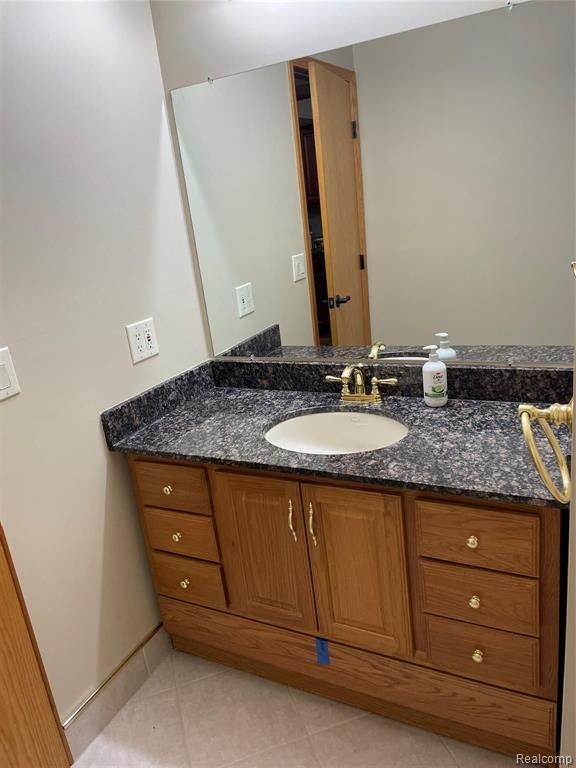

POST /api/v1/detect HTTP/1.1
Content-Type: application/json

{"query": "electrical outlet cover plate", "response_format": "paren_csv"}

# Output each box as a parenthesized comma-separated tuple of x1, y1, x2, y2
(235, 283, 255, 318)
(0, 347, 21, 400)
(125, 317, 159, 363)
(292, 253, 306, 282)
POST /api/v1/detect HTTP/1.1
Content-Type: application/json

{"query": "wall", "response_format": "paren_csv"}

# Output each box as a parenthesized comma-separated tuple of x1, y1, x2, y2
(1, 1, 209, 720)
(173, 65, 314, 354)
(150, 0, 509, 91)
(354, 0, 575, 345)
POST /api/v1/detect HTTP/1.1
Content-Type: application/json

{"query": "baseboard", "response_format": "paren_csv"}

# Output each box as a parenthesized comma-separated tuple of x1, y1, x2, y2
(63, 624, 170, 761)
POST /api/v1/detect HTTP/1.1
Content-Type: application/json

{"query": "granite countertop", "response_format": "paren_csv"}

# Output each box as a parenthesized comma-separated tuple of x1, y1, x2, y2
(109, 387, 570, 507)
(259, 344, 574, 367)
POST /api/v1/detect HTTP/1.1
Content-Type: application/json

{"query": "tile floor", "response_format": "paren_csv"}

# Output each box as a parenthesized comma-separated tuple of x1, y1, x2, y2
(74, 649, 516, 768)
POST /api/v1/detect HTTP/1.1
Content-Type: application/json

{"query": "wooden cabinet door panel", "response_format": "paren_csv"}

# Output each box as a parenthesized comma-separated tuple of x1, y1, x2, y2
(302, 485, 412, 656)
(212, 473, 317, 632)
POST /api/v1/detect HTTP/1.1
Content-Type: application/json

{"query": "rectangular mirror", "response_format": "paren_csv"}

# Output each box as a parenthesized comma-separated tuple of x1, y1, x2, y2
(172, 1, 574, 365)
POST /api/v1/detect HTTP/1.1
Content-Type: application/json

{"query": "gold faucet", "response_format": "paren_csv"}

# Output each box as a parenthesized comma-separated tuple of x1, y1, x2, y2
(368, 342, 386, 360)
(325, 363, 398, 403)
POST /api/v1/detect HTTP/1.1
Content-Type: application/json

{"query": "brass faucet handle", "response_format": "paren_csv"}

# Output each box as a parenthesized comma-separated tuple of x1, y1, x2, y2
(369, 376, 398, 403)
(325, 373, 350, 397)
(368, 343, 386, 360)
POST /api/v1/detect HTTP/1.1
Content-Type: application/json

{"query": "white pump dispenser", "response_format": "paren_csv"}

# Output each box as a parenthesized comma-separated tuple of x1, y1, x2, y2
(422, 345, 448, 407)
(434, 332, 457, 360)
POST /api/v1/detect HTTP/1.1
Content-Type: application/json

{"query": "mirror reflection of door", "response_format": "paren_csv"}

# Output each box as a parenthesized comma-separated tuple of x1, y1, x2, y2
(289, 58, 371, 347)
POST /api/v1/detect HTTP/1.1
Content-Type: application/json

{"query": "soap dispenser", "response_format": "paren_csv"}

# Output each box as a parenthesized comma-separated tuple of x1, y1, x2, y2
(422, 345, 448, 407)
(434, 332, 457, 360)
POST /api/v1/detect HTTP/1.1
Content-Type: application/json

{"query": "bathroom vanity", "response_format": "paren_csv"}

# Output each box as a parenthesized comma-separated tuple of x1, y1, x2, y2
(103, 370, 570, 759)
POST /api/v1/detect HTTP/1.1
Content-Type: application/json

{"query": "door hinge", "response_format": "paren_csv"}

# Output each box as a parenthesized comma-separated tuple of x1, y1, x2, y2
(352, 120, 357, 139)
(359, 253, 365, 270)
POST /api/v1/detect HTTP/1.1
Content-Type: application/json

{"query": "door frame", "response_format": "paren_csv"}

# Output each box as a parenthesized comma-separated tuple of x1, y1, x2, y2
(287, 56, 371, 346)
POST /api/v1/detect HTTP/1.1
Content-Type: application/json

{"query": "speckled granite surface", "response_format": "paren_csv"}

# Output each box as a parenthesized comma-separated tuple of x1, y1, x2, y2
(211, 358, 573, 405)
(101, 362, 213, 447)
(221, 342, 574, 367)
(219, 324, 281, 357)
(108, 387, 571, 507)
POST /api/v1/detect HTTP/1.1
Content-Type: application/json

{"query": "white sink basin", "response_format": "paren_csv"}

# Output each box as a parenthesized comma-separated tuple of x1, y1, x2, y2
(380, 356, 427, 362)
(265, 411, 408, 455)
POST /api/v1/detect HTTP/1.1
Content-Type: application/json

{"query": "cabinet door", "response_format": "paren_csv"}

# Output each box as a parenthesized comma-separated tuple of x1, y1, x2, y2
(302, 485, 412, 656)
(212, 473, 317, 632)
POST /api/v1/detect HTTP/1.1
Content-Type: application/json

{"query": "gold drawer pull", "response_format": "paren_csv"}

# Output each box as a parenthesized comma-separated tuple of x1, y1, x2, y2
(472, 649, 484, 664)
(163, 485, 174, 496)
(466, 535, 478, 550)
(172, 532, 182, 543)
(468, 595, 481, 610)
(180, 578, 190, 590)
(308, 502, 318, 547)
(288, 500, 297, 542)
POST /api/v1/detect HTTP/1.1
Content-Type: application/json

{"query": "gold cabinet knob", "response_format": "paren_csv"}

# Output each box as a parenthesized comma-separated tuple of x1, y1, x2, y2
(472, 649, 484, 664)
(172, 532, 182, 543)
(179, 578, 190, 590)
(468, 595, 481, 610)
(163, 485, 173, 496)
(466, 535, 479, 550)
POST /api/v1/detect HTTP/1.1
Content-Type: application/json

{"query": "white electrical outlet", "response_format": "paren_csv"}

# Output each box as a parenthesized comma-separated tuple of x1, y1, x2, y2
(235, 283, 255, 318)
(125, 317, 159, 363)
(292, 253, 306, 282)
(0, 347, 21, 400)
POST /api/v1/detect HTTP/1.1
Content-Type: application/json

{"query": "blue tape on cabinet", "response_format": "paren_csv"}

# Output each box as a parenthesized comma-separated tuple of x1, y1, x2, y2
(316, 638, 330, 665)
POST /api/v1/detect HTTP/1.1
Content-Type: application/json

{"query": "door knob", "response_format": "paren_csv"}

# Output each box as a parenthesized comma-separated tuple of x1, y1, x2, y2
(335, 294, 351, 307)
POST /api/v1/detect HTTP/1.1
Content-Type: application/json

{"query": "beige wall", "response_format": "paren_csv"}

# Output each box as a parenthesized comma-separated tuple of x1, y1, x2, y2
(1, 1, 209, 720)
(354, 0, 575, 345)
(173, 65, 314, 354)
(150, 0, 508, 91)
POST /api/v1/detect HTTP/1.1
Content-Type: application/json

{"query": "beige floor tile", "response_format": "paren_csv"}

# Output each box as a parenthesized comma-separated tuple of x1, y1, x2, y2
(309, 714, 458, 768)
(225, 737, 321, 768)
(73, 689, 189, 768)
(289, 688, 367, 734)
(442, 738, 516, 767)
(172, 649, 228, 688)
(178, 668, 307, 768)
(67, 650, 149, 760)
(131, 653, 176, 701)
(143, 627, 173, 673)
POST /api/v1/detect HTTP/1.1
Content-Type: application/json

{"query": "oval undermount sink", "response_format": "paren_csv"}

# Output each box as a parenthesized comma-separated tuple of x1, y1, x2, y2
(379, 356, 428, 362)
(265, 411, 408, 455)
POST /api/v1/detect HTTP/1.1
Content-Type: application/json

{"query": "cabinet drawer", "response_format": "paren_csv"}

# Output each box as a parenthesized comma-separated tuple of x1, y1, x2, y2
(150, 552, 227, 609)
(133, 461, 211, 515)
(426, 615, 539, 693)
(143, 508, 219, 562)
(420, 560, 539, 636)
(415, 500, 540, 576)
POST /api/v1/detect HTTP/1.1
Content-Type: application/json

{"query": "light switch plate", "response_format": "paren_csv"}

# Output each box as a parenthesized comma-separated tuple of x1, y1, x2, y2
(292, 253, 306, 282)
(125, 317, 159, 363)
(0, 347, 21, 400)
(235, 283, 255, 318)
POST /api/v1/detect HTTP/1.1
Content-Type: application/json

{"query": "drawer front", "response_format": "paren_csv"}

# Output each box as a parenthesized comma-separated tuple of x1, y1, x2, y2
(426, 615, 539, 693)
(420, 560, 539, 636)
(151, 552, 227, 609)
(143, 508, 220, 562)
(416, 500, 540, 576)
(133, 461, 211, 515)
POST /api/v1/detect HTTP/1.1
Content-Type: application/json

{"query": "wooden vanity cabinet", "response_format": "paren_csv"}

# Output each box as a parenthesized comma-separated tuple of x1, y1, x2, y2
(212, 473, 317, 632)
(302, 484, 412, 656)
(128, 456, 562, 757)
